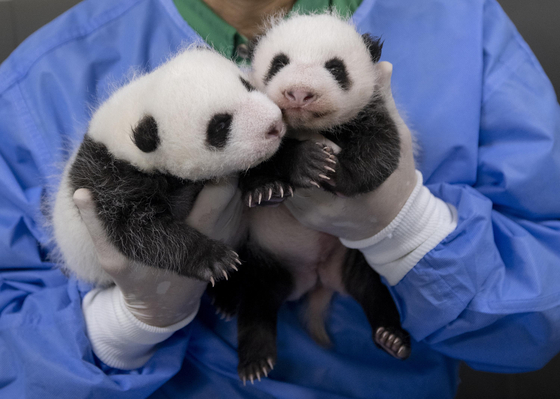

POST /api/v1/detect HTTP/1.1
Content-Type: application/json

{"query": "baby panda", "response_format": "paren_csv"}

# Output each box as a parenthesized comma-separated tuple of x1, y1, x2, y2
(52, 47, 285, 287)
(208, 13, 411, 383)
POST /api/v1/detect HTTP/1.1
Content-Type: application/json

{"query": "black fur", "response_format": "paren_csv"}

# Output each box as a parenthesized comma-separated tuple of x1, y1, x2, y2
(69, 135, 239, 281)
(342, 249, 410, 359)
(264, 53, 290, 85)
(209, 242, 411, 379)
(207, 113, 233, 149)
(321, 95, 400, 195)
(240, 76, 256, 92)
(240, 93, 400, 197)
(361, 33, 383, 64)
(239, 138, 336, 206)
(132, 115, 160, 153)
(238, 245, 293, 381)
(324, 58, 351, 91)
(212, 244, 293, 381)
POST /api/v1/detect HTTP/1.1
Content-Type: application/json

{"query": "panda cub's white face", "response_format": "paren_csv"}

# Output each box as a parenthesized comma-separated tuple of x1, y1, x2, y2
(88, 48, 285, 180)
(251, 14, 380, 130)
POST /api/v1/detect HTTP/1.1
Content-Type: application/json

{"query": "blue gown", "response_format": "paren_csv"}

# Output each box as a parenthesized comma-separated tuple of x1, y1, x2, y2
(1, 0, 559, 397)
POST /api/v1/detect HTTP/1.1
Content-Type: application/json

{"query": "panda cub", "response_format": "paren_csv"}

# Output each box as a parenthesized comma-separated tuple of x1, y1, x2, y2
(52, 48, 285, 287)
(209, 13, 411, 383)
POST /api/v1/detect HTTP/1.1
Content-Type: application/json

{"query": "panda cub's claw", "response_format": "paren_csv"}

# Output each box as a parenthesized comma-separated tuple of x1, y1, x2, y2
(195, 244, 240, 284)
(215, 308, 235, 321)
(290, 141, 338, 190)
(243, 181, 293, 208)
(238, 356, 275, 385)
(374, 326, 411, 360)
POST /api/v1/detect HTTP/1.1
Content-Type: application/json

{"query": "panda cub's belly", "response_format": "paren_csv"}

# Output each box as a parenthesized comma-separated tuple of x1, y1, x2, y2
(248, 204, 345, 300)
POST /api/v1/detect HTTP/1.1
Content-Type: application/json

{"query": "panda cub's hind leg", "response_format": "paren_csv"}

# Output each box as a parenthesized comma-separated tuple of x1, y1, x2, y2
(236, 245, 294, 384)
(342, 249, 411, 359)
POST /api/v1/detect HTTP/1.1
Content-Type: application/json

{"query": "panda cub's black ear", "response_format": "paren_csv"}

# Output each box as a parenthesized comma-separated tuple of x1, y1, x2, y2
(132, 115, 160, 153)
(362, 33, 383, 64)
(246, 36, 261, 62)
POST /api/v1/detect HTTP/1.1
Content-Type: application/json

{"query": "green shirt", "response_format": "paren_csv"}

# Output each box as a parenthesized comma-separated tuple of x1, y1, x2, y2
(173, 0, 363, 64)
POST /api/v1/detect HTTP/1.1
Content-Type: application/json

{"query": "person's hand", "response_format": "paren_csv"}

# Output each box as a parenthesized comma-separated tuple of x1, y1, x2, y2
(284, 62, 417, 241)
(74, 176, 244, 327)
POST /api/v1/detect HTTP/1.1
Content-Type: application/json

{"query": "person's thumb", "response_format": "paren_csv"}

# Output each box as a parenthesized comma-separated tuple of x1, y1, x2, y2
(73, 188, 128, 273)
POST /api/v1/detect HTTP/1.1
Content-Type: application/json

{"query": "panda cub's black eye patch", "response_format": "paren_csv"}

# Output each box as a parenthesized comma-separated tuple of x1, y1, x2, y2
(264, 53, 290, 85)
(207, 113, 233, 149)
(325, 58, 351, 91)
(132, 115, 160, 153)
(240, 76, 255, 92)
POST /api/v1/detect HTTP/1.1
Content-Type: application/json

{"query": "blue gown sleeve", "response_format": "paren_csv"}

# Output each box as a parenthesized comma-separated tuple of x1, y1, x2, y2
(0, 81, 191, 398)
(391, 0, 560, 373)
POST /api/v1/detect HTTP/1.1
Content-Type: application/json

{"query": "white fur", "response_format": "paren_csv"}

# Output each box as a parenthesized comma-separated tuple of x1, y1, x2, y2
(251, 13, 379, 130)
(53, 48, 285, 286)
(53, 154, 111, 284)
(91, 49, 284, 180)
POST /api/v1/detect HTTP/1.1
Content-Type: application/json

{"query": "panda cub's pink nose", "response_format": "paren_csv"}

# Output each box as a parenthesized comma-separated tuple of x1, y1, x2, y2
(284, 89, 317, 106)
(265, 119, 285, 139)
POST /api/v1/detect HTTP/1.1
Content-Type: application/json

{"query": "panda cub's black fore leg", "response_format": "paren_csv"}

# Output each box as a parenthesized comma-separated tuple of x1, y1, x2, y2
(278, 139, 337, 191)
(110, 214, 241, 285)
(342, 250, 411, 359)
(236, 245, 294, 384)
(69, 137, 241, 285)
(240, 138, 336, 206)
(322, 96, 401, 196)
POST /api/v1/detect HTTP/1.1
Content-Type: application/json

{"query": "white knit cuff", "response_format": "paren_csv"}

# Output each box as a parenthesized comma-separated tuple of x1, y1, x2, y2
(341, 171, 457, 286)
(82, 285, 199, 370)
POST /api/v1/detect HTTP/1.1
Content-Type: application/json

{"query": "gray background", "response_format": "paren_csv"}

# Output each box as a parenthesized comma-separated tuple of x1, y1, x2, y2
(1, 0, 559, 397)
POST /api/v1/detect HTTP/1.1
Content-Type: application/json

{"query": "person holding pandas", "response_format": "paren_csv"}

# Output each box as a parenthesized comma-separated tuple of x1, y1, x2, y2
(0, 1, 559, 399)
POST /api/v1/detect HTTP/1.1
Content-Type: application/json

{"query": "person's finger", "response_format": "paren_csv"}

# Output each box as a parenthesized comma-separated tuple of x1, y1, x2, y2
(73, 188, 129, 273)
(187, 176, 239, 234)
(377, 61, 393, 92)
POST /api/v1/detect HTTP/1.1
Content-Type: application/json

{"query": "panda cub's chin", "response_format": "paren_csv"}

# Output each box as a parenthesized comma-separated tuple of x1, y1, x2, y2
(281, 107, 341, 130)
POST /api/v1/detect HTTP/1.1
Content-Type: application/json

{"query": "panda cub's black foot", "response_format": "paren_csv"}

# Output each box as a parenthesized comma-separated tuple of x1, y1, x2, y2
(190, 243, 241, 286)
(207, 278, 242, 320)
(238, 355, 275, 385)
(244, 181, 293, 208)
(374, 326, 411, 360)
(289, 141, 337, 190)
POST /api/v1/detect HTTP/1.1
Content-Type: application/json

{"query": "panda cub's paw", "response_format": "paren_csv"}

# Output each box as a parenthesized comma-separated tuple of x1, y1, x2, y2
(238, 354, 275, 385)
(207, 276, 242, 320)
(244, 181, 293, 208)
(192, 242, 241, 286)
(290, 141, 337, 190)
(374, 326, 411, 360)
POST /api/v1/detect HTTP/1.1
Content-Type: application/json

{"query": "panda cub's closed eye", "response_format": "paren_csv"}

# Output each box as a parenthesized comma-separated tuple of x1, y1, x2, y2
(207, 113, 233, 149)
(264, 53, 290, 85)
(324, 58, 351, 91)
(132, 115, 160, 153)
(240, 76, 255, 91)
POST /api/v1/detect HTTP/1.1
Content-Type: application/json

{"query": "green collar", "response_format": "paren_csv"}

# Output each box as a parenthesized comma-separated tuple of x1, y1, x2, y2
(173, 0, 363, 64)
